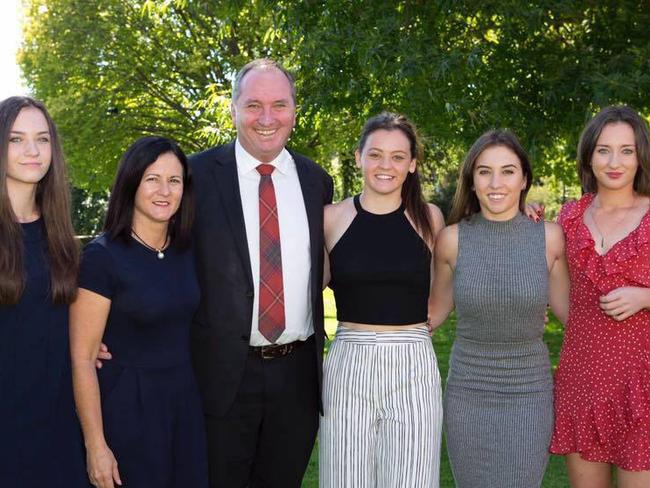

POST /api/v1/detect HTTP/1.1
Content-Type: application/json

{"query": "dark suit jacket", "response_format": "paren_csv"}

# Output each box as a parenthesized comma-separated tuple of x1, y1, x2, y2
(189, 142, 334, 416)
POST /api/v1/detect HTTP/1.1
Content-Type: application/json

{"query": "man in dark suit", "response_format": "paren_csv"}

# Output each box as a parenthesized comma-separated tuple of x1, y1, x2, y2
(189, 59, 333, 487)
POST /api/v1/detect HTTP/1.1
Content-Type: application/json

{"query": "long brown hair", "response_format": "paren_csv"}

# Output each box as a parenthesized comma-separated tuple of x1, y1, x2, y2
(0, 96, 79, 305)
(577, 105, 650, 195)
(448, 129, 533, 225)
(358, 112, 434, 246)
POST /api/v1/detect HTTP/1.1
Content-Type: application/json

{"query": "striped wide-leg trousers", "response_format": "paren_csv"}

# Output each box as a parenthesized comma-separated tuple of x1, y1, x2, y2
(319, 326, 443, 488)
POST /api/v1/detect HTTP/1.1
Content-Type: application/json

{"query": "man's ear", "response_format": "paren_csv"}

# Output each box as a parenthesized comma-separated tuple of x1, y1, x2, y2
(230, 103, 236, 124)
(293, 104, 300, 129)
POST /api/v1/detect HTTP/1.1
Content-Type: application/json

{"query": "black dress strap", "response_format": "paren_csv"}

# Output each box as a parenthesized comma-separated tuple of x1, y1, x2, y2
(353, 194, 363, 213)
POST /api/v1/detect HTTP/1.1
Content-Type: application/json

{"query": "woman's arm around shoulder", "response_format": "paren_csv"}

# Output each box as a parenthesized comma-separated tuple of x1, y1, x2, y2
(428, 224, 459, 330)
(545, 221, 570, 325)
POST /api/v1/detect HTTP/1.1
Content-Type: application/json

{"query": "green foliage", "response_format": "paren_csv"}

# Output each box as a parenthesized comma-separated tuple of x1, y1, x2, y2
(70, 186, 108, 236)
(20, 0, 294, 191)
(19, 0, 650, 204)
(528, 175, 582, 221)
(286, 0, 650, 198)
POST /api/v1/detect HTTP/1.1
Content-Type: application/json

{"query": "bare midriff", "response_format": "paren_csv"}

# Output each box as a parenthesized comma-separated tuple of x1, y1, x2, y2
(338, 321, 428, 332)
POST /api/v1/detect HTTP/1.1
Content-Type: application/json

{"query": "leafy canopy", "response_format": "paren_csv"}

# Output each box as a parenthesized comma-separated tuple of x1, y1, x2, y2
(20, 0, 650, 208)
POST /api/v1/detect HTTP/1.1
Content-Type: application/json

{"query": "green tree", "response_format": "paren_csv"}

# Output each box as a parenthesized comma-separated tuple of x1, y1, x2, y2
(20, 0, 650, 209)
(286, 1, 650, 196)
(20, 0, 295, 191)
(70, 187, 109, 237)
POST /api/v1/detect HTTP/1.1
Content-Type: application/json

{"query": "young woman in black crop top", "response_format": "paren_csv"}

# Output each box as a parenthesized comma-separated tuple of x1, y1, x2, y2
(319, 112, 445, 488)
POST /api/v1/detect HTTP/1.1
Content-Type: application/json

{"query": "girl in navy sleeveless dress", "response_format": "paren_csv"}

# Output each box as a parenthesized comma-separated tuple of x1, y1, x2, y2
(70, 137, 208, 488)
(0, 96, 88, 487)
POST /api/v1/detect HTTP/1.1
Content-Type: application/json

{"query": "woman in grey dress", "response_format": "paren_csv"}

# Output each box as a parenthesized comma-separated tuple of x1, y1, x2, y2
(428, 129, 570, 487)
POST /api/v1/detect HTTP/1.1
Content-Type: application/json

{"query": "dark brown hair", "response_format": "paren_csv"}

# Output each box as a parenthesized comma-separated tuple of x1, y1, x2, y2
(577, 105, 650, 195)
(0, 96, 79, 305)
(448, 129, 533, 225)
(358, 112, 435, 246)
(103, 136, 194, 250)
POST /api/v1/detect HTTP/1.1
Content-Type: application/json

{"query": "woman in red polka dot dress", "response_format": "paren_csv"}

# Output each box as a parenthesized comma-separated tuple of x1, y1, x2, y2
(551, 106, 650, 487)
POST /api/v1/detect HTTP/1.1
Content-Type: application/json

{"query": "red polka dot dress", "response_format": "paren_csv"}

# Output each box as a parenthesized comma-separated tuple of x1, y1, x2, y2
(550, 193, 650, 470)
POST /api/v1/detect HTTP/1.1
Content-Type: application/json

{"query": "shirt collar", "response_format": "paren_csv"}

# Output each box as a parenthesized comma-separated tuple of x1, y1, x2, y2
(235, 139, 291, 176)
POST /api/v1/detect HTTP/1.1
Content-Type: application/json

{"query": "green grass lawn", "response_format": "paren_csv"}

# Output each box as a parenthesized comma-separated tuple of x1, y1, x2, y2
(302, 288, 569, 487)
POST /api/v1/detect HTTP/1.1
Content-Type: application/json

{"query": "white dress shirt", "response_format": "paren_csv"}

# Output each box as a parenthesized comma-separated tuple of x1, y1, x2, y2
(235, 139, 313, 346)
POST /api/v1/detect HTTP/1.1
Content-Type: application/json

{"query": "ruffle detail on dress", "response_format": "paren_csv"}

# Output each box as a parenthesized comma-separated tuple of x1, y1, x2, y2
(626, 345, 650, 425)
(559, 194, 650, 294)
(551, 351, 650, 469)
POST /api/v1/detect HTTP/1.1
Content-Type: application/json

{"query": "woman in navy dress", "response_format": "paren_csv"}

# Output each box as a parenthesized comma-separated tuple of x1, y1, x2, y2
(0, 96, 87, 487)
(70, 136, 208, 488)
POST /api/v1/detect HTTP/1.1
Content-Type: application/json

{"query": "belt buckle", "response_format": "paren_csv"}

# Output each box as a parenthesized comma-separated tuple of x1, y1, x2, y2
(260, 343, 293, 359)
(260, 345, 277, 360)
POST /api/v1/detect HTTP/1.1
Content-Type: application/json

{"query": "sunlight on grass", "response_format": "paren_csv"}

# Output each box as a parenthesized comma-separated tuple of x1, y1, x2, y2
(323, 287, 337, 339)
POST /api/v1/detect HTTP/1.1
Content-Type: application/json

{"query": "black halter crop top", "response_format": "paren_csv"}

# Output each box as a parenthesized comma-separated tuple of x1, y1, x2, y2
(328, 195, 431, 325)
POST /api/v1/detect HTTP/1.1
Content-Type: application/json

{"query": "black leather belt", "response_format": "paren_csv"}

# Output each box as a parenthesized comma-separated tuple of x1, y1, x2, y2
(249, 338, 309, 359)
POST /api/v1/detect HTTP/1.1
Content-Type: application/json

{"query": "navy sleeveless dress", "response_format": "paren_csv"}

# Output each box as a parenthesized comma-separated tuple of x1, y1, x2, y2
(0, 220, 88, 487)
(79, 234, 208, 488)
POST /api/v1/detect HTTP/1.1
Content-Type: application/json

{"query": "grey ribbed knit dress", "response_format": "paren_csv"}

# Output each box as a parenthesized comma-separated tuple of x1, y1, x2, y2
(444, 212, 553, 488)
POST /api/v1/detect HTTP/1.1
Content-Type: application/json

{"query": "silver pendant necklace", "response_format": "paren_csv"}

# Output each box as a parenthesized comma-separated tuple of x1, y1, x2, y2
(131, 229, 168, 259)
(589, 196, 636, 251)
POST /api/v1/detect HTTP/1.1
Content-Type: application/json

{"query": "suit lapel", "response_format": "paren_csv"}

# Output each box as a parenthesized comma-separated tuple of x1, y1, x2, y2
(293, 153, 321, 277)
(208, 147, 321, 292)
(210, 143, 254, 287)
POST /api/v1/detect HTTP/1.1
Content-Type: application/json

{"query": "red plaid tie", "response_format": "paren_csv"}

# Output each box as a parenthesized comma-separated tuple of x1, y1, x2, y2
(256, 164, 285, 342)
